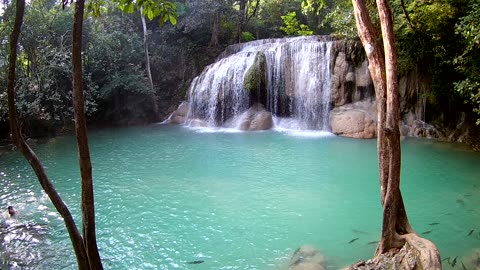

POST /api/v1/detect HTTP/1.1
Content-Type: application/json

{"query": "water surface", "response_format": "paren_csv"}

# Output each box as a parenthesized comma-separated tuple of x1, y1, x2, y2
(0, 125, 479, 269)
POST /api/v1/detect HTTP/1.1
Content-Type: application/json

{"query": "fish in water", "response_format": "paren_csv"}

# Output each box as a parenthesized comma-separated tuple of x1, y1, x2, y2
(457, 199, 465, 206)
(422, 230, 432, 235)
(349, 238, 359, 244)
(468, 229, 474, 236)
(429, 222, 439, 226)
(186, 260, 205, 265)
(352, 229, 368, 234)
(367, 241, 378, 245)
(452, 256, 458, 267)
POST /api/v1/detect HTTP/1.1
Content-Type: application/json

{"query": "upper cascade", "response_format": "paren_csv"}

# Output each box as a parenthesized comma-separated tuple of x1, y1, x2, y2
(182, 36, 340, 131)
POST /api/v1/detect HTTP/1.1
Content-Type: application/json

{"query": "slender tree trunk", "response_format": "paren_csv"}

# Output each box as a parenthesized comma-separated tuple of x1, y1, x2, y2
(351, 0, 413, 255)
(209, 12, 220, 47)
(375, 0, 413, 254)
(72, 0, 103, 268)
(140, 6, 154, 91)
(6, 0, 89, 269)
(236, 0, 247, 43)
(140, 7, 158, 118)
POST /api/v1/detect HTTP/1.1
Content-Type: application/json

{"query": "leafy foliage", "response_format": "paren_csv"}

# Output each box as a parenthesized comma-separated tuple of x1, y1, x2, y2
(241, 31, 255, 42)
(454, 2, 480, 124)
(280, 11, 313, 36)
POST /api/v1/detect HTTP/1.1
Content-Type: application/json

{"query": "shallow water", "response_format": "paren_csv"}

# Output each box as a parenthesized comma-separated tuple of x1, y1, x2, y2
(0, 124, 479, 269)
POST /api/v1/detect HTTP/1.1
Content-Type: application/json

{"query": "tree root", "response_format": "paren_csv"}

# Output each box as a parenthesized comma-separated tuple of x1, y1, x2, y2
(345, 233, 441, 270)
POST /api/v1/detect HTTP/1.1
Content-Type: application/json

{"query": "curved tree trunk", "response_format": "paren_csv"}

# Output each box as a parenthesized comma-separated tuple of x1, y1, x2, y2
(351, 0, 414, 255)
(72, 0, 104, 268)
(6, 0, 90, 269)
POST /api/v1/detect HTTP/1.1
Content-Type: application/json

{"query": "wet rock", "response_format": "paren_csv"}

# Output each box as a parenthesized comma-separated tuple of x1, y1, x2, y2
(330, 100, 376, 139)
(411, 120, 441, 138)
(189, 119, 208, 127)
(288, 245, 327, 270)
(236, 103, 273, 131)
(168, 101, 190, 124)
(224, 103, 272, 131)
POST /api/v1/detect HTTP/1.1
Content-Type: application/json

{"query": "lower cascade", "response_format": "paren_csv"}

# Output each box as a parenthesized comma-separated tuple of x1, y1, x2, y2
(181, 36, 336, 131)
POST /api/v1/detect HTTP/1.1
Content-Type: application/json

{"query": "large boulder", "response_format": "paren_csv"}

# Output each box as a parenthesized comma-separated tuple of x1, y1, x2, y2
(288, 245, 327, 270)
(330, 100, 376, 139)
(228, 103, 273, 131)
(168, 101, 190, 124)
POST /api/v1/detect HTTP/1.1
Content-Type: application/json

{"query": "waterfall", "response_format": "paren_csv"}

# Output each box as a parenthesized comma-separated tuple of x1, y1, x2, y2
(186, 36, 334, 131)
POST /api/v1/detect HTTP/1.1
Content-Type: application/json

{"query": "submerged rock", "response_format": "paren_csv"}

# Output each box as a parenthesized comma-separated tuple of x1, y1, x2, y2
(288, 245, 327, 270)
(330, 100, 376, 139)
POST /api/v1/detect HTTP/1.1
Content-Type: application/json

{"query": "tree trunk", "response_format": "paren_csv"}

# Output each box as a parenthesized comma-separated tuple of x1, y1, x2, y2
(235, 0, 247, 43)
(351, 0, 413, 254)
(140, 6, 158, 118)
(6, 0, 90, 269)
(72, 0, 104, 269)
(140, 6, 154, 91)
(209, 12, 220, 47)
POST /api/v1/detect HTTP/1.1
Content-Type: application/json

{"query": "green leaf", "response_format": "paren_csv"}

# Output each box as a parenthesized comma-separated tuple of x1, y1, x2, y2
(147, 9, 154, 20)
(168, 14, 177, 25)
(125, 3, 134, 13)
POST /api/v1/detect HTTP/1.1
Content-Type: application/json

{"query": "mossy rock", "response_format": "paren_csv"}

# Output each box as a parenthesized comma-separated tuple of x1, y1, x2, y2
(244, 51, 267, 93)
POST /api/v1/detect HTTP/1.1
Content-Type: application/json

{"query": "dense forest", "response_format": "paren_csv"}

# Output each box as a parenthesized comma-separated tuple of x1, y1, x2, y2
(0, 0, 479, 144)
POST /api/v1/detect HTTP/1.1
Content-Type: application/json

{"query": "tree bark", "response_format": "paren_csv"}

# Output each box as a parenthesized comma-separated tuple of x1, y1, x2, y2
(235, 0, 247, 43)
(140, 7, 158, 118)
(375, 0, 413, 254)
(209, 11, 220, 47)
(72, 0, 104, 269)
(351, 0, 413, 255)
(140, 6, 154, 91)
(7, 0, 90, 269)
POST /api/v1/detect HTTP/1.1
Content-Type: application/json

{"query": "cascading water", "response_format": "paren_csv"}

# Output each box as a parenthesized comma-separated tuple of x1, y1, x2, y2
(185, 36, 334, 131)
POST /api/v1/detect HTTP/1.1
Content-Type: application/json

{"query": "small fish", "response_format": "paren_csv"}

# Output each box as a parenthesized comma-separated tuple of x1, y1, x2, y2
(429, 222, 439, 226)
(452, 256, 457, 267)
(468, 229, 474, 236)
(445, 213, 453, 216)
(367, 241, 378, 245)
(422, 230, 432, 235)
(348, 238, 359, 244)
(186, 260, 205, 264)
(352, 229, 368, 234)
(465, 194, 472, 197)
(461, 261, 467, 270)
(457, 199, 465, 206)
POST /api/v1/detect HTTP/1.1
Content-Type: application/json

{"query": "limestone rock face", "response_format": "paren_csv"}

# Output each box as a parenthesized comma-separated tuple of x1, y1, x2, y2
(236, 103, 273, 131)
(288, 245, 327, 270)
(330, 100, 376, 139)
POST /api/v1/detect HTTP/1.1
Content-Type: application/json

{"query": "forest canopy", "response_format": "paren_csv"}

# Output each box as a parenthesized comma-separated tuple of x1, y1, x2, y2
(0, 0, 479, 141)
